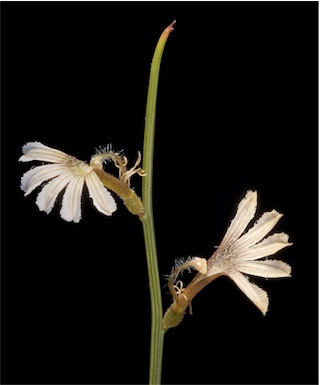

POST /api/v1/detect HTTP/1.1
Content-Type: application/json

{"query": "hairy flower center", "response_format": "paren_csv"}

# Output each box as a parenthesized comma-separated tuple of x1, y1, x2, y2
(210, 248, 237, 273)
(65, 158, 93, 176)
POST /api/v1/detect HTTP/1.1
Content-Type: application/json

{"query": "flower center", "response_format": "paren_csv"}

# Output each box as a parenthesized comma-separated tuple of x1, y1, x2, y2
(65, 158, 93, 176)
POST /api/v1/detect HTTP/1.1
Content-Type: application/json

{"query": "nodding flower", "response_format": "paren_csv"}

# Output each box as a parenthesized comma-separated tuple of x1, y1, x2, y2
(19, 141, 146, 222)
(163, 190, 292, 331)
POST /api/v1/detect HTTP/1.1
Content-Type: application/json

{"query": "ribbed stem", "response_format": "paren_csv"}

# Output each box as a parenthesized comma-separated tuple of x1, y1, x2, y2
(139, 21, 175, 385)
(140, 215, 165, 385)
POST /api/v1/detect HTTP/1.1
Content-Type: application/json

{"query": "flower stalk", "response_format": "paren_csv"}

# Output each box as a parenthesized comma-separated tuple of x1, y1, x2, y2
(139, 21, 175, 385)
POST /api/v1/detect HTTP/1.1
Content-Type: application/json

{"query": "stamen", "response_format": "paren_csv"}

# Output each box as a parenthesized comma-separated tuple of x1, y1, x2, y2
(173, 280, 186, 298)
(119, 151, 146, 187)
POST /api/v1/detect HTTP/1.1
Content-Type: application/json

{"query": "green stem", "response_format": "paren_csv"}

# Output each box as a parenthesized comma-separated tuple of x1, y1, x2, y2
(139, 21, 175, 385)
(140, 216, 165, 385)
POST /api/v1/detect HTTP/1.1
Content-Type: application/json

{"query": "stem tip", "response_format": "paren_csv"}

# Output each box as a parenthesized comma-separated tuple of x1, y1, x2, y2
(166, 20, 176, 33)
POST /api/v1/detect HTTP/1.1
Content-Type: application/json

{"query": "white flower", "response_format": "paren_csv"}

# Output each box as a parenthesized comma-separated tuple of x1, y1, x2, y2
(19, 142, 117, 222)
(163, 190, 292, 330)
(205, 190, 292, 315)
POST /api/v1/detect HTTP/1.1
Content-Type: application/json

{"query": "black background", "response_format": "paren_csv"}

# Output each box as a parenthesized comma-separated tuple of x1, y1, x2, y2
(1, 1, 318, 384)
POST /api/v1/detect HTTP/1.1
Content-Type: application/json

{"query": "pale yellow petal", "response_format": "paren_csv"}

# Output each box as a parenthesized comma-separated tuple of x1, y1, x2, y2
(36, 173, 74, 213)
(60, 176, 84, 223)
(19, 142, 71, 163)
(219, 190, 257, 249)
(227, 271, 269, 315)
(238, 233, 292, 261)
(233, 210, 283, 250)
(85, 171, 117, 216)
(21, 164, 68, 195)
(237, 259, 292, 278)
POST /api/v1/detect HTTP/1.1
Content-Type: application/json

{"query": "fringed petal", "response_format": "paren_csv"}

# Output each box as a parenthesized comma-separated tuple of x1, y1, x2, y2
(233, 210, 283, 249)
(227, 271, 269, 315)
(21, 164, 68, 195)
(19, 142, 71, 163)
(60, 176, 85, 223)
(218, 190, 257, 250)
(36, 173, 74, 213)
(237, 232, 292, 261)
(86, 171, 117, 216)
(237, 259, 292, 278)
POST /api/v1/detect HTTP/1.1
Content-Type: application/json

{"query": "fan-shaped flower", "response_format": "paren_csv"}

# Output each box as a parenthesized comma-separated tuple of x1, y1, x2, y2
(19, 142, 117, 223)
(163, 190, 292, 330)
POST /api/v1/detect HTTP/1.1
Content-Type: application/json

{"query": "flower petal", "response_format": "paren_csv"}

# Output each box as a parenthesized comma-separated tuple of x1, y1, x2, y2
(233, 210, 283, 250)
(86, 171, 117, 216)
(219, 190, 257, 249)
(36, 173, 75, 213)
(60, 176, 85, 223)
(238, 232, 292, 261)
(19, 142, 71, 163)
(227, 271, 269, 315)
(21, 164, 68, 195)
(237, 260, 292, 278)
